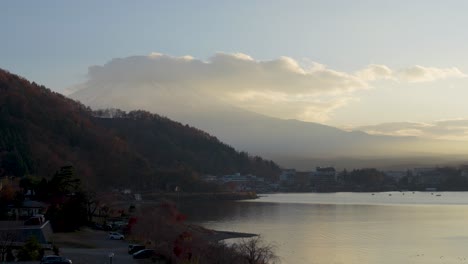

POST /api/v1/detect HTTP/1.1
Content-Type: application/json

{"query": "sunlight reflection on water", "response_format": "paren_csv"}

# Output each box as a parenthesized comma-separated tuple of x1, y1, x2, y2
(183, 192, 468, 264)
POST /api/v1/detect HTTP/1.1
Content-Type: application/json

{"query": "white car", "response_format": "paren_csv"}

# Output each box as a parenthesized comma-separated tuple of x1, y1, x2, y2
(109, 232, 125, 240)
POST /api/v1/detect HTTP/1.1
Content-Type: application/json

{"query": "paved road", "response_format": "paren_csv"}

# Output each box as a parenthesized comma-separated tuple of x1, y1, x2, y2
(52, 229, 139, 264)
(7, 246, 136, 264)
(61, 246, 136, 264)
(3, 229, 139, 264)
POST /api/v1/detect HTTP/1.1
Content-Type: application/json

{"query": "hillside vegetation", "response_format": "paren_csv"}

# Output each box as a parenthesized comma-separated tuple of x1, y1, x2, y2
(0, 69, 280, 191)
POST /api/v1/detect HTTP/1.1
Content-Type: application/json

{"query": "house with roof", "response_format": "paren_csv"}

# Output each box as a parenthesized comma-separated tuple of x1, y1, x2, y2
(9, 200, 48, 221)
(0, 220, 53, 249)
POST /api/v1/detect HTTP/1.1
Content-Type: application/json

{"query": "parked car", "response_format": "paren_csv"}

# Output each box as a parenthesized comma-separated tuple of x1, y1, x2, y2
(89, 222, 102, 230)
(40, 255, 72, 264)
(108, 232, 125, 240)
(128, 244, 145, 254)
(133, 249, 155, 259)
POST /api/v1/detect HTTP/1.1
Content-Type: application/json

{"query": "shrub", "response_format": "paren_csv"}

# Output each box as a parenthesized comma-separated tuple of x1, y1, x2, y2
(17, 236, 43, 261)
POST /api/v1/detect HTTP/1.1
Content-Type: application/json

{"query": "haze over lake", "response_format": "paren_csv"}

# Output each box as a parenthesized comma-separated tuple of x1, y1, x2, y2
(183, 193, 468, 264)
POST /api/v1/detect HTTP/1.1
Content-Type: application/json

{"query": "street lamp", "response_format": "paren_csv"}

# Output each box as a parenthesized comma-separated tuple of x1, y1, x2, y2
(175, 186, 180, 208)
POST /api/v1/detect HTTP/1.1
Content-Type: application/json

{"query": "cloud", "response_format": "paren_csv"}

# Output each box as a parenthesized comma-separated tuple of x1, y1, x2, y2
(70, 52, 467, 123)
(72, 52, 369, 122)
(356, 64, 466, 83)
(231, 92, 353, 122)
(397, 65, 467, 83)
(356, 64, 393, 81)
(85, 52, 367, 95)
(355, 119, 468, 140)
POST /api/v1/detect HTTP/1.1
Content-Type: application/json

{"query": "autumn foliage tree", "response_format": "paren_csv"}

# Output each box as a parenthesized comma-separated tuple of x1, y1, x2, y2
(131, 202, 279, 264)
(0, 69, 281, 191)
(131, 201, 189, 256)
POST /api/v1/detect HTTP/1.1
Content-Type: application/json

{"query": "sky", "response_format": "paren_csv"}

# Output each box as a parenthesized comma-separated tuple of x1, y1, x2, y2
(3, 0, 468, 139)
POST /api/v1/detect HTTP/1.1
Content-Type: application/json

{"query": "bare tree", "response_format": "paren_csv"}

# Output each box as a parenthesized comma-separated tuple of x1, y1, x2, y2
(131, 203, 279, 264)
(198, 241, 242, 264)
(0, 230, 17, 262)
(235, 236, 279, 264)
(85, 191, 100, 222)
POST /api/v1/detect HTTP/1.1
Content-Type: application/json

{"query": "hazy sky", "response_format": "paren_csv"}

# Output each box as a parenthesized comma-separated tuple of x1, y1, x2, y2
(3, 1, 468, 137)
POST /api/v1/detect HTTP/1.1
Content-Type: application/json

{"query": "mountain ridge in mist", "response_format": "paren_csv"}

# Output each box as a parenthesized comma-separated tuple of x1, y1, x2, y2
(70, 80, 468, 170)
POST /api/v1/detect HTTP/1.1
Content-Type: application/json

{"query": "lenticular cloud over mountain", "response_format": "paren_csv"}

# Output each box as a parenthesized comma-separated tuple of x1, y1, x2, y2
(71, 52, 466, 123)
(69, 52, 468, 169)
(71, 52, 368, 122)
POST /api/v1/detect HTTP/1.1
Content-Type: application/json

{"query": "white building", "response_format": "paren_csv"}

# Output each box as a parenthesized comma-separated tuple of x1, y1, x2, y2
(220, 173, 263, 183)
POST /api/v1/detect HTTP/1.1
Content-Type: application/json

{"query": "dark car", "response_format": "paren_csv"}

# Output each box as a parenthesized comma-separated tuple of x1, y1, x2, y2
(102, 224, 113, 231)
(128, 244, 145, 254)
(132, 249, 155, 259)
(40, 255, 72, 264)
(90, 223, 103, 230)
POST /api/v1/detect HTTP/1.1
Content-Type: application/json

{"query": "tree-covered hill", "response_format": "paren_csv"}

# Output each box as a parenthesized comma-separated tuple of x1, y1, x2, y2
(93, 109, 280, 179)
(0, 69, 280, 190)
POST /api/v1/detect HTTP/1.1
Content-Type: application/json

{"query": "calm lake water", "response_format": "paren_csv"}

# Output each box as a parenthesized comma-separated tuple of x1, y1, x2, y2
(182, 192, 468, 264)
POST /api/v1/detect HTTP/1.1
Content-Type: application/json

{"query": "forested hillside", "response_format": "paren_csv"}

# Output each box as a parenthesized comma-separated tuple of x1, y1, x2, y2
(94, 109, 280, 179)
(0, 69, 280, 190)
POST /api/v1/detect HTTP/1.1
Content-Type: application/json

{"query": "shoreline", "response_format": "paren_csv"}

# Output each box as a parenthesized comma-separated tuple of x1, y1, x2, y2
(186, 224, 257, 242)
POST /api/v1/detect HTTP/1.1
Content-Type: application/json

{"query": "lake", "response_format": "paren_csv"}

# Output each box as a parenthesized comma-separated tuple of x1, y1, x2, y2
(182, 192, 468, 264)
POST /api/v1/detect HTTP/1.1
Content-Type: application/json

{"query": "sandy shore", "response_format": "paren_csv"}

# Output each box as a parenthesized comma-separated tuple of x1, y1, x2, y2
(186, 224, 257, 241)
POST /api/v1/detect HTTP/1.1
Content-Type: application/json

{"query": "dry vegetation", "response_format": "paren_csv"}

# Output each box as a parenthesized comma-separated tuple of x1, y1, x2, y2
(130, 201, 278, 264)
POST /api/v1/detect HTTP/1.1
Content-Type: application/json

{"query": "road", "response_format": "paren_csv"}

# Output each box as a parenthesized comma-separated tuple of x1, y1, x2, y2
(50, 228, 139, 264)
(60, 246, 135, 264)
